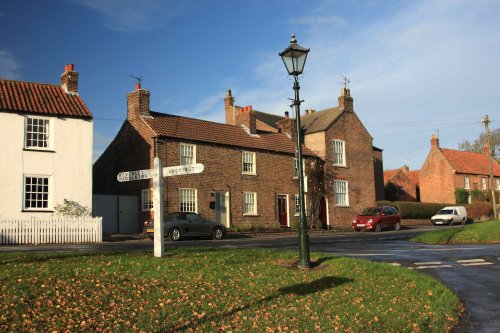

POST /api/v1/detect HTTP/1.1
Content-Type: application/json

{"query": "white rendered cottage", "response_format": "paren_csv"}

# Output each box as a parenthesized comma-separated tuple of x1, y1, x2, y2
(0, 64, 93, 219)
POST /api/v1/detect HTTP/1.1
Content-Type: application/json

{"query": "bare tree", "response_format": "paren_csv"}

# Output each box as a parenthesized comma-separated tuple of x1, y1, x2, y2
(458, 128, 500, 161)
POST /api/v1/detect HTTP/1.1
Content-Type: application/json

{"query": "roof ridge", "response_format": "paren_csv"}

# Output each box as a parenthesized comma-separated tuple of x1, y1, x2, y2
(0, 78, 60, 87)
(149, 110, 251, 130)
(440, 147, 484, 155)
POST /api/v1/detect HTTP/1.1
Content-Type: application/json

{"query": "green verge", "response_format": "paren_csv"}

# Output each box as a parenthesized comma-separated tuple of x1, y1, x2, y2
(0, 248, 461, 332)
(411, 220, 500, 244)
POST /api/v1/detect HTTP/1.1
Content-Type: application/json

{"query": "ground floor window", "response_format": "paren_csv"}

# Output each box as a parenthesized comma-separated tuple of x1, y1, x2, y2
(294, 194, 307, 216)
(334, 180, 349, 206)
(24, 176, 49, 210)
(141, 188, 153, 211)
(243, 192, 257, 215)
(179, 188, 197, 212)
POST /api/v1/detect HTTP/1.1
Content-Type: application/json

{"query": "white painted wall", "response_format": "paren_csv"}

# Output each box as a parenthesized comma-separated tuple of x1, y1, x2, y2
(0, 113, 93, 219)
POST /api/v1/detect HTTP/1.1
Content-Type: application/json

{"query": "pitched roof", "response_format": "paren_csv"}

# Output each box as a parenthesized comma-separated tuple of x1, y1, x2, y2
(441, 148, 500, 176)
(0, 79, 92, 119)
(143, 111, 316, 156)
(383, 169, 398, 183)
(301, 107, 343, 134)
(408, 170, 420, 186)
(254, 110, 283, 129)
(384, 167, 420, 185)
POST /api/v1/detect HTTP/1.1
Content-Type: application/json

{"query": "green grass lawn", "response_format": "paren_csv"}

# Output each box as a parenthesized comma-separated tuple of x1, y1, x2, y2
(411, 220, 500, 244)
(0, 248, 461, 332)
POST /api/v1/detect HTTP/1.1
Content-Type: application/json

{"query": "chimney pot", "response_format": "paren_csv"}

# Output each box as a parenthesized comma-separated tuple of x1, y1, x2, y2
(61, 64, 78, 94)
(285, 111, 289, 119)
(135, 83, 141, 90)
(67, 64, 74, 71)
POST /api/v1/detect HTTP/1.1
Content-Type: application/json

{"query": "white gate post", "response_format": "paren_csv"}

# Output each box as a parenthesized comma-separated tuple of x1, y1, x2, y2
(153, 157, 165, 257)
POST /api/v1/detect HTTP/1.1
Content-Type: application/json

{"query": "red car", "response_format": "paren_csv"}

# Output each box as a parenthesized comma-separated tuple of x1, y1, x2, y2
(352, 206, 401, 232)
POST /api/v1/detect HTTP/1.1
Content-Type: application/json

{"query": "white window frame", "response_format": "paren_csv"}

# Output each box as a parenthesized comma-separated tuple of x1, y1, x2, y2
(294, 194, 307, 216)
(334, 180, 349, 206)
(243, 192, 257, 215)
(141, 188, 153, 212)
(464, 177, 470, 190)
(242, 151, 256, 175)
(23, 175, 51, 211)
(496, 178, 500, 191)
(293, 158, 306, 179)
(25, 116, 52, 150)
(179, 188, 197, 213)
(481, 177, 487, 190)
(332, 139, 346, 167)
(180, 143, 196, 165)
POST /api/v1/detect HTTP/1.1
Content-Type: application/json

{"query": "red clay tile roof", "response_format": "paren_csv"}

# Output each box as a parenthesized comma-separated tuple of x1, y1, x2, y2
(441, 148, 500, 176)
(144, 111, 316, 156)
(383, 169, 398, 183)
(0, 79, 92, 118)
(408, 170, 420, 186)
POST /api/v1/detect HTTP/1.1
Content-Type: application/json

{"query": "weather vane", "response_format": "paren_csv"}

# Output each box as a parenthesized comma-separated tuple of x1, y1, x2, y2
(129, 74, 143, 84)
(340, 75, 351, 89)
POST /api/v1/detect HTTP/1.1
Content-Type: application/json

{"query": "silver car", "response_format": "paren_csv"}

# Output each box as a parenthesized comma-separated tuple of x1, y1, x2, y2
(143, 212, 226, 241)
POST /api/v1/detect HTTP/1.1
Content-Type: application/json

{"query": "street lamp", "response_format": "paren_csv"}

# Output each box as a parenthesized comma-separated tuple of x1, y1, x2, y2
(280, 34, 312, 269)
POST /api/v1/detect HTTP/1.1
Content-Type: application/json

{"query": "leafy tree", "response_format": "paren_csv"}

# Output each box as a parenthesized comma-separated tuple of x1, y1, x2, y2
(458, 128, 500, 161)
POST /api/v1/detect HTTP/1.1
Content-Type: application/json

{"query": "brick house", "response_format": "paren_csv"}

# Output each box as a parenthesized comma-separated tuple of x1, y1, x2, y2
(93, 84, 318, 230)
(384, 165, 420, 201)
(225, 87, 381, 227)
(0, 64, 93, 219)
(420, 134, 500, 204)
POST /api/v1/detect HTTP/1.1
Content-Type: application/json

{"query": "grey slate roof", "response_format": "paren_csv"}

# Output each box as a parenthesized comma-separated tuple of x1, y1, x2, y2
(301, 107, 343, 134)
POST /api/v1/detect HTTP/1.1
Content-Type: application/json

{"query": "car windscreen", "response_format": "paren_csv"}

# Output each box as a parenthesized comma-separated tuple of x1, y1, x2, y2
(360, 208, 380, 216)
(437, 209, 454, 215)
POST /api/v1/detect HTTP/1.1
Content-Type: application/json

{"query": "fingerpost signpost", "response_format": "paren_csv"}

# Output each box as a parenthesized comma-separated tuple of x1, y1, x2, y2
(117, 157, 204, 257)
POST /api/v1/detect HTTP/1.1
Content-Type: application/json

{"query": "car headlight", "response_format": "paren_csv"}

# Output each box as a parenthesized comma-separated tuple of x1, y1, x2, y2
(368, 219, 373, 223)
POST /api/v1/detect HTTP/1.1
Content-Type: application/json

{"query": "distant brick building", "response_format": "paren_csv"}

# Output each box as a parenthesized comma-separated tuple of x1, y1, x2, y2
(419, 134, 500, 204)
(384, 166, 420, 201)
(93, 84, 318, 230)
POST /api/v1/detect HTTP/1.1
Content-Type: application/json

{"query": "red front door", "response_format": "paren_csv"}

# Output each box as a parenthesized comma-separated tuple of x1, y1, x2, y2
(319, 196, 327, 228)
(278, 195, 288, 227)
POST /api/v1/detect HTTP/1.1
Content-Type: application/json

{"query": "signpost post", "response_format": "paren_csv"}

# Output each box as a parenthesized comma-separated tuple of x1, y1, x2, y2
(117, 160, 204, 257)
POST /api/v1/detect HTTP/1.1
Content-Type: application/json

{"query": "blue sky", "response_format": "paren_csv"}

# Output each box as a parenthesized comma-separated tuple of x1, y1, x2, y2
(1, 0, 499, 170)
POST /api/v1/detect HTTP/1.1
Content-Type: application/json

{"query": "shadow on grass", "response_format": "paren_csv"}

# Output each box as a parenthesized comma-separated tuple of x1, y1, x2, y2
(168, 274, 353, 331)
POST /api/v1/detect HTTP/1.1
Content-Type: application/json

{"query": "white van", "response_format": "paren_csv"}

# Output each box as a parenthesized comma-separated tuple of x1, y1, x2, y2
(431, 206, 467, 225)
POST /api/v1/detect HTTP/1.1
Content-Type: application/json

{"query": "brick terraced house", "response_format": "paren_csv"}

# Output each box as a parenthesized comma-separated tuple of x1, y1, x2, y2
(225, 87, 382, 228)
(0, 64, 93, 218)
(93, 84, 319, 230)
(420, 134, 500, 204)
(384, 165, 420, 202)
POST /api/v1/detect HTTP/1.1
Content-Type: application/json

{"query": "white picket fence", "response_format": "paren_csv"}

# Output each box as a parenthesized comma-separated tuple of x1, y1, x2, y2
(0, 217, 102, 245)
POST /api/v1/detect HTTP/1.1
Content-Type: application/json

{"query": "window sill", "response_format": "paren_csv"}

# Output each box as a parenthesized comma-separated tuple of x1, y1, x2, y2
(243, 214, 259, 217)
(332, 164, 348, 168)
(242, 173, 257, 176)
(334, 205, 350, 208)
(23, 148, 56, 153)
(22, 210, 54, 213)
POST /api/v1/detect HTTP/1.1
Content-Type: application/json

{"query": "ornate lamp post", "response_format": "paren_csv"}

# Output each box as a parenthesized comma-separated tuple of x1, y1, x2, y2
(279, 34, 312, 268)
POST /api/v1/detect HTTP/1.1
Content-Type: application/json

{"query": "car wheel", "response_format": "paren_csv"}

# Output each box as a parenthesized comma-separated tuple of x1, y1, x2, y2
(355, 229, 361, 232)
(169, 227, 181, 241)
(212, 227, 224, 240)
(375, 223, 382, 232)
(394, 221, 401, 231)
(461, 218, 466, 225)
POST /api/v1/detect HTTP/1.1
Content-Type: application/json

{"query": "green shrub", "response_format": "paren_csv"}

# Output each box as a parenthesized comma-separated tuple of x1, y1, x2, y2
(313, 219, 323, 229)
(377, 201, 451, 219)
(376, 200, 393, 207)
(290, 219, 299, 230)
(455, 188, 469, 205)
(470, 190, 485, 202)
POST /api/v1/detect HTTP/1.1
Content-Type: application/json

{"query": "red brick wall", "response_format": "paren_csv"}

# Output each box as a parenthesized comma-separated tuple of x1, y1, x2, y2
(306, 110, 376, 227)
(419, 148, 456, 203)
(373, 149, 385, 201)
(387, 170, 418, 201)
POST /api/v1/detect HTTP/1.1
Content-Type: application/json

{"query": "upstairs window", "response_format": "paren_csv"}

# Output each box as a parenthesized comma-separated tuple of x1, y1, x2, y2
(25, 117, 50, 149)
(141, 189, 153, 212)
(179, 188, 197, 213)
(481, 177, 487, 190)
(334, 180, 349, 206)
(242, 151, 256, 175)
(180, 143, 196, 165)
(464, 177, 470, 189)
(333, 140, 346, 166)
(24, 176, 50, 210)
(496, 179, 500, 191)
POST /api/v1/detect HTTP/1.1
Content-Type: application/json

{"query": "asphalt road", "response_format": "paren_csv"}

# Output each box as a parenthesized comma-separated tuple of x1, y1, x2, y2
(1, 225, 499, 332)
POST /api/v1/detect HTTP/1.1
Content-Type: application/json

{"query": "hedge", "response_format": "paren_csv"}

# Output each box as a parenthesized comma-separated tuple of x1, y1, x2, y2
(376, 201, 451, 219)
(376, 201, 495, 220)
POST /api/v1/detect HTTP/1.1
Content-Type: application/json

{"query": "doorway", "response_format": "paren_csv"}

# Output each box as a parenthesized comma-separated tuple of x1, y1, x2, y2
(215, 192, 230, 227)
(277, 195, 288, 227)
(319, 196, 329, 229)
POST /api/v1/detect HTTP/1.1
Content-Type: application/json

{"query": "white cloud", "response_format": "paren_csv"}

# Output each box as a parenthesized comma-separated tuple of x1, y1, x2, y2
(0, 50, 19, 78)
(69, 0, 191, 32)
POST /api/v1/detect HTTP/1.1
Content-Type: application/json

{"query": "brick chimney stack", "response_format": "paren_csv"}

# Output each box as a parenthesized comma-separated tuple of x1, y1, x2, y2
(338, 87, 353, 110)
(431, 134, 439, 148)
(235, 105, 257, 134)
(127, 83, 151, 120)
(60, 64, 79, 94)
(224, 89, 236, 125)
(277, 111, 296, 140)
